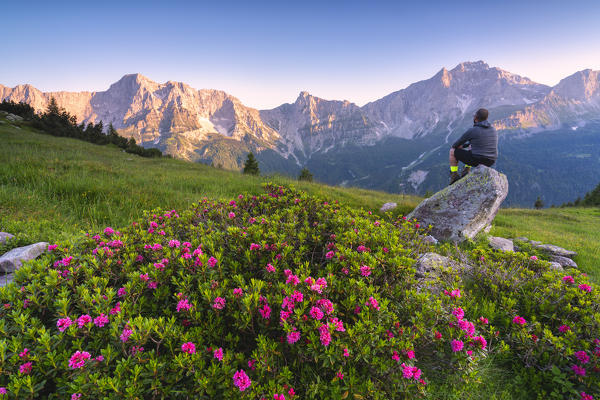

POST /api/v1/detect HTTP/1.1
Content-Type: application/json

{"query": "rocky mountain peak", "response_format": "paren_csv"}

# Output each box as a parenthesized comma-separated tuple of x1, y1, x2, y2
(551, 69, 600, 100)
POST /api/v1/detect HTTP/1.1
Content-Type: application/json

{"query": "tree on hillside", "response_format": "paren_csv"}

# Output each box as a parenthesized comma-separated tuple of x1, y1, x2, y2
(534, 196, 544, 209)
(298, 168, 313, 182)
(243, 152, 260, 175)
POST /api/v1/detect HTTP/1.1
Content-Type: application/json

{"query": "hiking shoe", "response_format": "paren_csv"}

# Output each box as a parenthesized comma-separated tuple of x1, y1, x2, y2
(449, 171, 460, 185)
(461, 166, 471, 178)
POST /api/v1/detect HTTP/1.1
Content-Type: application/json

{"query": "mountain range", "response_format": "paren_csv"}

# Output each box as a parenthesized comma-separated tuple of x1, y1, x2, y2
(2, 61, 599, 206)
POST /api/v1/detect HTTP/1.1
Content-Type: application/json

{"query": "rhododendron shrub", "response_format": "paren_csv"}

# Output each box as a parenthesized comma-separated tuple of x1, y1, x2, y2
(0, 184, 597, 398)
(465, 247, 600, 398)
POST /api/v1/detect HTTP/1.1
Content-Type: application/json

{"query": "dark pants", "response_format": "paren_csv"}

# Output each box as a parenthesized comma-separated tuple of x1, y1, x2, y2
(454, 148, 495, 167)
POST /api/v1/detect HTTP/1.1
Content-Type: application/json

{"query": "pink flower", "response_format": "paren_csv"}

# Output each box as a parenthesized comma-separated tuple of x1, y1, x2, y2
(452, 307, 465, 321)
(233, 288, 244, 297)
(71, 394, 82, 400)
(139, 273, 149, 281)
(19, 348, 29, 358)
(512, 316, 527, 326)
(357, 245, 367, 253)
(93, 314, 109, 327)
(473, 335, 487, 350)
(177, 299, 191, 312)
(233, 370, 252, 391)
(259, 304, 271, 319)
(580, 392, 594, 400)
(154, 262, 165, 271)
(571, 364, 586, 376)
(309, 307, 324, 320)
(392, 351, 400, 362)
(48, 244, 58, 251)
(214, 347, 223, 361)
(286, 274, 300, 286)
(558, 325, 571, 333)
(575, 351, 590, 364)
(274, 394, 286, 400)
(266, 263, 276, 272)
(325, 251, 335, 259)
(336, 371, 344, 380)
(77, 314, 92, 328)
(451, 340, 464, 352)
(366, 296, 380, 311)
(563, 275, 575, 284)
(579, 284, 592, 293)
(343, 348, 350, 357)
(181, 342, 196, 354)
(147, 281, 158, 289)
(434, 331, 442, 340)
(110, 302, 121, 315)
(291, 290, 304, 303)
(19, 362, 33, 374)
(287, 331, 301, 344)
(318, 324, 332, 346)
(360, 265, 372, 276)
(250, 243, 261, 251)
(68, 351, 91, 369)
(57, 317, 73, 332)
(207, 256, 218, 268)
(530, 255, 538, 261)
(228, 212, 236, 219)
(120, 328, 132, 342)
(104, 227, 114, 236)
(213, 297, 226, 310)
(117, 287, 127, 297)
(406, 350, 415, 359)
(0, 388, 6, 395)
(479, 316, 488, 324)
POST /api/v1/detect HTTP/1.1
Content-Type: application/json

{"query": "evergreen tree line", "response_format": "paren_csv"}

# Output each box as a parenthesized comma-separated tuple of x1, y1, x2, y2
(0, 98, 163, 158)
(560, 181, 600, 207)
(242, 152, 314, 182)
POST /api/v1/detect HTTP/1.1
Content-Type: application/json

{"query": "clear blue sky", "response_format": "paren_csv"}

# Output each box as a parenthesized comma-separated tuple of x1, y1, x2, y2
(2, 0, 599, 109)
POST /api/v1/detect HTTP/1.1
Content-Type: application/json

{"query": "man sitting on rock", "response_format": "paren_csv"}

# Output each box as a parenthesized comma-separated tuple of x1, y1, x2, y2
(449, 108, 498, 185)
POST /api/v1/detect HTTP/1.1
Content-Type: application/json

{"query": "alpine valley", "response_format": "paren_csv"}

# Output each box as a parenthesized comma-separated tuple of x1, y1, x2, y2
(2, 61, 599, 207)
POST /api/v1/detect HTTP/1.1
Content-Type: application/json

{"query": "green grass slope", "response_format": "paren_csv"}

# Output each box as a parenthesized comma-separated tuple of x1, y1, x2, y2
(1, 116, 598, 281)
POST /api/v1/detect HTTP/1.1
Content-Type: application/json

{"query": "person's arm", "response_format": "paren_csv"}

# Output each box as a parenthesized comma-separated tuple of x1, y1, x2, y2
(452, 129, 473, 149)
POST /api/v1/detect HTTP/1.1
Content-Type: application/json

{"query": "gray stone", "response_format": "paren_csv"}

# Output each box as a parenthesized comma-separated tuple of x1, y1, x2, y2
(407, 165, 509, 243)
(548, 262, 564, 271)
(415, 252, 450, 277)
(551, 255, 578, 268)
(515, 237, 529, 242)
(0, 232, 15, 245)
(380, 202, 397, 212)
(0, 273, 14, 288)
(488, 236, 514, 252)
(5, 113, 23, 122)
(422, 235, 439, 245)
(534, 244, 577, 258)
(0, 242, 48, 273)
(530, 240, 542, 246)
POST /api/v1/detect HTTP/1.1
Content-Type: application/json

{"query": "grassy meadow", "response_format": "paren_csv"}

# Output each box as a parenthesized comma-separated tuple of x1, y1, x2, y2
(1, 116, 599, 281)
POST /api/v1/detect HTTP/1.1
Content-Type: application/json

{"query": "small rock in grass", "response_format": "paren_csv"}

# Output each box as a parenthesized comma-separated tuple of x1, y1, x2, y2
(548, 262, 564, 271)
(0, 273, 14, 287)
(488, 236, 514, 252)
(0, 242, 49, 273)
(551, 255, 577, 268)
(415, 252, 450, 277)
(0, 232, 15, 245)
(380, 202, 397, 212)
(534, 244, 577, 258)
(421, 235, 439, 245)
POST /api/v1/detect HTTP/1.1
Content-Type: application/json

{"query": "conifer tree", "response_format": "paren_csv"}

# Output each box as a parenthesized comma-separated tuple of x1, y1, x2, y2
(298, 168, 313, 182)
(534, 196, 544, 209)
(243, 152, 260, 175)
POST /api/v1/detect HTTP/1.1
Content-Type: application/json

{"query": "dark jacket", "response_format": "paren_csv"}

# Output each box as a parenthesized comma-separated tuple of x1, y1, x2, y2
(452, 120, 498, 161)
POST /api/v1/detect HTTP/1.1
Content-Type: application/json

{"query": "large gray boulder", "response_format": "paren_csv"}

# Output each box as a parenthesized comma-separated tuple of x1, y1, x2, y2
(0, 232, 14, 245)
(551, 255, 578, 268)
(0, 242, 48, 273)
(534, 244, 577, 258)
(407, 165, 509, 242)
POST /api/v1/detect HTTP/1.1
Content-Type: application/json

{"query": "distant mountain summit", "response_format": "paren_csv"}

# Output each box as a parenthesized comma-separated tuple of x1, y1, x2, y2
(2, 62, 599, 198)
(496, 69, 600, 131)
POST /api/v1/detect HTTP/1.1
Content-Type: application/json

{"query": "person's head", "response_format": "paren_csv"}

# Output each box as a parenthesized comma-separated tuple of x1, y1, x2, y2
(474, 108, 488, 123)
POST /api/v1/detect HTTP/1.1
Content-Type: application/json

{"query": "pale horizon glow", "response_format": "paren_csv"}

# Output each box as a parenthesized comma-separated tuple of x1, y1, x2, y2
(1, 0, 599, 110)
